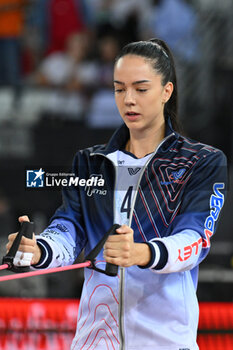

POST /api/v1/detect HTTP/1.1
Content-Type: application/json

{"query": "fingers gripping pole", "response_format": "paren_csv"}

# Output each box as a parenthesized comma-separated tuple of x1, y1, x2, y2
(2, 221, 34, 272)
(0, 223, 120, 282)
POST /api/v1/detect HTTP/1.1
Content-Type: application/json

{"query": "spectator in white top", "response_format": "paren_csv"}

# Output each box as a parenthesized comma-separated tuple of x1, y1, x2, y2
(33, 32, 96, 119)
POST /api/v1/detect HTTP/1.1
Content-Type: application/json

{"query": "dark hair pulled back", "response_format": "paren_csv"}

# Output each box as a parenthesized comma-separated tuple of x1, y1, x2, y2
(115, 38, 179, 132)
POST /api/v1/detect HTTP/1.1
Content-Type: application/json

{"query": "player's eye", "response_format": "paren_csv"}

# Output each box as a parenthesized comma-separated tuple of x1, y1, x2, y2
(114, 89, 124, 93)
(137, 89, 147, 92)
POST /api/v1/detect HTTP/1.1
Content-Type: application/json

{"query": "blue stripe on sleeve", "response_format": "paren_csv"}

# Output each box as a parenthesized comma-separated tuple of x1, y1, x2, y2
(32, 239, 53, 269)
(138, 241, 168, 270)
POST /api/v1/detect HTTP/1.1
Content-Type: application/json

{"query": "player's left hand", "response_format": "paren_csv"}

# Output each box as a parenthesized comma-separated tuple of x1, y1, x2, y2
(103, 225, 151, 267)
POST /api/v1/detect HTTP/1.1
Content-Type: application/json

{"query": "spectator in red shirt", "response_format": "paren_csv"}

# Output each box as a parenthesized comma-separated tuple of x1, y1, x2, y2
(0, 0, 29, 86)
(47, 0, 86, 53)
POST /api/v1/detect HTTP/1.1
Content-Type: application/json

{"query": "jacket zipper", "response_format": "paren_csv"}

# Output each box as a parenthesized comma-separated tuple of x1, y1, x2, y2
(91, 132, 174, 350)
(121, 133, 175, 350)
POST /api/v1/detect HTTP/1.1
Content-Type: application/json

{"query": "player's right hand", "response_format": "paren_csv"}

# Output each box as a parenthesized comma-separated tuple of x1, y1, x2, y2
(6, 215, 42, 266)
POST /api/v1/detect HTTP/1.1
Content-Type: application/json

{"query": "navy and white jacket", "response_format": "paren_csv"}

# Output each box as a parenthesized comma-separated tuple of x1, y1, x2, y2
(34, 119, 227, 350)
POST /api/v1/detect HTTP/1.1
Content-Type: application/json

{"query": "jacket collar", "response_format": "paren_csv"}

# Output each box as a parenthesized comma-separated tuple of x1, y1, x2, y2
(92, 117, 179, 155)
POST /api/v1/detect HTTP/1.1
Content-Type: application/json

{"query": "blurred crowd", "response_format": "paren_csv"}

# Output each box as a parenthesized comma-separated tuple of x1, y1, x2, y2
(0, 0, 232, 133)
(0, 0, 199, 81)
(0, 0, 203, 126)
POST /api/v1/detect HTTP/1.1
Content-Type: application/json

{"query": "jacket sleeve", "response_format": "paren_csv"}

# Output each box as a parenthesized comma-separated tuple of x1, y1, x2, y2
(144, 149, 227, 274)
(32, 155, 87, 269)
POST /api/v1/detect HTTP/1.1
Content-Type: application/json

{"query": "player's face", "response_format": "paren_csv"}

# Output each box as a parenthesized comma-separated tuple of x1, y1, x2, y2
(114, 55, 173, 133)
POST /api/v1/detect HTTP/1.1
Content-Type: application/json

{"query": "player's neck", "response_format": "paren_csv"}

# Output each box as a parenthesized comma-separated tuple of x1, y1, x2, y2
(126, 123, 165, 159)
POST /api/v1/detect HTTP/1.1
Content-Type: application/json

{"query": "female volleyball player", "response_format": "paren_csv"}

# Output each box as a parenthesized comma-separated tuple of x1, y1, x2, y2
(7, 39, 227, 350)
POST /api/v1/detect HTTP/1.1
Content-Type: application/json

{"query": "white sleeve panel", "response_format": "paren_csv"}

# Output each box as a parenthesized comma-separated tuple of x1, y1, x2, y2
(34, 235, 74, 269)
(151, 229, 205, 273)
(31, 219, 79, 270)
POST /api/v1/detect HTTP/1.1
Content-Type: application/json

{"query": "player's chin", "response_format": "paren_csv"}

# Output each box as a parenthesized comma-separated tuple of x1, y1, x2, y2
(123, 119, 144, 131)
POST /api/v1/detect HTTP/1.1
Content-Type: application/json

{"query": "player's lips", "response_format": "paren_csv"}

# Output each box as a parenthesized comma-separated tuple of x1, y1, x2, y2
(125, 111, 141, 120)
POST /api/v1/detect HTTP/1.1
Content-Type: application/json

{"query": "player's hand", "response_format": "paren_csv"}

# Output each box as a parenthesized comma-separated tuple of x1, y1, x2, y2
(103, 225, 151, 267)
(6, 215, 42, 266)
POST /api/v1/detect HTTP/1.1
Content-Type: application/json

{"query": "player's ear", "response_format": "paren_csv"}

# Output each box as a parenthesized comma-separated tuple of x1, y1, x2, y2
(163, 82, 173, 103)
